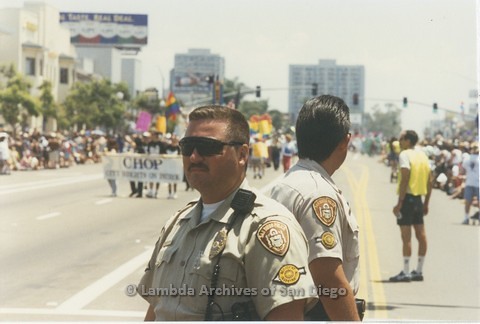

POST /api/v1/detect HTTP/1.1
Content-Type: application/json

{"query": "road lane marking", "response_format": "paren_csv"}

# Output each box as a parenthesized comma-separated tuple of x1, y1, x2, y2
(36, 212, 61, 221)
(95, 198, 112, 205)
(0, 307, 144, 318)
(56, 248, 152, 311)
(0, 174, 103, 196)
(343, 164, 388, 319)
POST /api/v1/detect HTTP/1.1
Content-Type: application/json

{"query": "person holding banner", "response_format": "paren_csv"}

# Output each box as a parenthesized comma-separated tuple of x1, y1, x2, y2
(146, 132, 166, 198)
(138, 105, 317, 321)
(129, 135, 146, 198)
(105, 136, 118, 197)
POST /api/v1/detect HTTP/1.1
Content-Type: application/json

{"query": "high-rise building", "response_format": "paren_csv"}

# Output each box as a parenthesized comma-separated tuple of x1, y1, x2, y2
(171, 48, 225, 106)
(288, 59, 365, 128)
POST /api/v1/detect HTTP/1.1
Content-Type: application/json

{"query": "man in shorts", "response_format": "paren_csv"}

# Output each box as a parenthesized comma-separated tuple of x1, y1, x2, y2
(390, 130, 433, 282)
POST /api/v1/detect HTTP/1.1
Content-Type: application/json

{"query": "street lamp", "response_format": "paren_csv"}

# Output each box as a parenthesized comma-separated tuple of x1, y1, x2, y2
(157, 67, 165, 99)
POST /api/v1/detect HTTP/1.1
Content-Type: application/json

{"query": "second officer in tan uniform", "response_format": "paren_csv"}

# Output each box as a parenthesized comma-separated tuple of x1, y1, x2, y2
(138, 105, 317, 321)
(271, 95, 361, 321)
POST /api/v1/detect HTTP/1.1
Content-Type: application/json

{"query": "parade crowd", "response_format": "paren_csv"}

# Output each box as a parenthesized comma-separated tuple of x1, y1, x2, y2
(1, 128, 478, 222)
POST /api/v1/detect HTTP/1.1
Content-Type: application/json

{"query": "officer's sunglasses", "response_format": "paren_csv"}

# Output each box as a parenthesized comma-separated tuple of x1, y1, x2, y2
(179, 136, 245, 157)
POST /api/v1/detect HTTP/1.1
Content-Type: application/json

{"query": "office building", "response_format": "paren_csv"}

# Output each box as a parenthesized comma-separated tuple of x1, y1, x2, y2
(0, 1, 76, 131)
(289, 59, 365, 128)
(171, 48, 225, 106)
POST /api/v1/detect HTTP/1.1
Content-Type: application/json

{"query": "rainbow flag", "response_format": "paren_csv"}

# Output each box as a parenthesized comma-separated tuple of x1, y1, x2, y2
(165, 91, 180, 122)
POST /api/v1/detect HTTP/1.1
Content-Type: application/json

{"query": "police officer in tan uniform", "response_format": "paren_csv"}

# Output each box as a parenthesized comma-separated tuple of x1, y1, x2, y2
(138, 105, 317, 321)
(271, 95, 361, 321)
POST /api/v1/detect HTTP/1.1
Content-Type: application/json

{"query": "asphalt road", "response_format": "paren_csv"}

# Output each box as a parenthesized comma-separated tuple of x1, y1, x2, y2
(0, 153, 478, 321)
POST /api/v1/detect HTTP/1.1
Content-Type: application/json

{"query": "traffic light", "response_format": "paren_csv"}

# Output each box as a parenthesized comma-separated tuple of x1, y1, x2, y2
(433, 102, 438, 113)
(255, 86, 261, 98)
(312, 83, 318, 96)
(353, 93, 359, 105)
(403, 97, 408, 108)
(206, 75, 214, 84)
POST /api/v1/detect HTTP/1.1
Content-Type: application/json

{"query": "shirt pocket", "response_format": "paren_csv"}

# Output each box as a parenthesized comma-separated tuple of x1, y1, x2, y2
(345, 215, 360, 262)
(155, 244, 178, 269)
(189, 254, 240, 287)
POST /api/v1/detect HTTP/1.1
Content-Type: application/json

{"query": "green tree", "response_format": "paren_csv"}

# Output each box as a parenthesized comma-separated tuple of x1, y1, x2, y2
(132, 91, 162, 116)
(238, 100, 269, 119)
(0, 66, 39, 136)
(267, 109, 285, 131)
(63, 79, 128, 132)
(38, 80, 57, 132)
(363, 103, 402, 138)
(222, 78, 249, 107)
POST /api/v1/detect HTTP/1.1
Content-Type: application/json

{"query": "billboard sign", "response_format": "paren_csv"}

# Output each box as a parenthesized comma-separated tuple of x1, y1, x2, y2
(60, 12, 148, 46)
(173, 72, 213, 94)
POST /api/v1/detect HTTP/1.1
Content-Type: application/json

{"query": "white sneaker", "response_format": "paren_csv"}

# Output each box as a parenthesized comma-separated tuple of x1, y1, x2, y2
(173, 193, 178, 199)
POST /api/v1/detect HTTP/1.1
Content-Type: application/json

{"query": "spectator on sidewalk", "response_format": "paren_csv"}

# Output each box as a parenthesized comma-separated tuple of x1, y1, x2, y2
(461, 143, 479, 225)
(0, 132, 11, 175)
(280, 134, 296, 173)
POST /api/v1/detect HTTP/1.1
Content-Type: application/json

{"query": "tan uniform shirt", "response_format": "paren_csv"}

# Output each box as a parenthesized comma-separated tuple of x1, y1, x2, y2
(138, 180, 317, 320)
(270, 159, 360, 294)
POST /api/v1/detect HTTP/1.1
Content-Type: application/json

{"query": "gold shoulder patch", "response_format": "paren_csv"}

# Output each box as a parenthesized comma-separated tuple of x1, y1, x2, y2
(319, 232, 336, 249)
(257, 220, 290, 257)
(273, 264, 306, 285)
(313, 196, 337, 226)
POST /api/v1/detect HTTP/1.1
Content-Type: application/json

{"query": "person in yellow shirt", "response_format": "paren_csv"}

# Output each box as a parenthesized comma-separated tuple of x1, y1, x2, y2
(251, 136, 268, 179)
(387, 137, 401, 182)
(390, 130, 433, 282)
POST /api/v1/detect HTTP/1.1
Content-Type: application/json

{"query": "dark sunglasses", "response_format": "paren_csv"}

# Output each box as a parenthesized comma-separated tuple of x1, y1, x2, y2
(179, 136, 245, 157)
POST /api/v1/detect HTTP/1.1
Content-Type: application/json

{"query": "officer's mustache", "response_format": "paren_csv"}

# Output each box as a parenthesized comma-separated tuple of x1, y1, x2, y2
(188, 163, 209, 171)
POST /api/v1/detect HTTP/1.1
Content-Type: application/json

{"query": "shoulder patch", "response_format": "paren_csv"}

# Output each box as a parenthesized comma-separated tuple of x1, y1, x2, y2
(318, 232, 337, 249)
(313, 196, 337, 226)
(257, 220, 290, 257)
(273, 264, 306, 285)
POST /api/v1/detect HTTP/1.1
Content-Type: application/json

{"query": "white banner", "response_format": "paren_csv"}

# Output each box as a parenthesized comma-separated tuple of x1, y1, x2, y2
(103, 153, 183, 183)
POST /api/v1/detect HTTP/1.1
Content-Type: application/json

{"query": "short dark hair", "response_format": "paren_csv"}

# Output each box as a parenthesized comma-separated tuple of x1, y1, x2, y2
(296, 95, 350, 162)
(188, 105, 249, 144)
(402, 130, 419, 146)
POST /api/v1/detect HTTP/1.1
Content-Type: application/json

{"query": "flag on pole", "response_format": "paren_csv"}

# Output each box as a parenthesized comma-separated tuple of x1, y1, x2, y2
(165, 91, 181, 122)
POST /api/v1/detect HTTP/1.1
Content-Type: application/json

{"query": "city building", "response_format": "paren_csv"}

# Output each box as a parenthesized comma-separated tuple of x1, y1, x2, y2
(288, 59, 365, 129)
(171, 48, 225, 106)
(0, 1, 77, 132)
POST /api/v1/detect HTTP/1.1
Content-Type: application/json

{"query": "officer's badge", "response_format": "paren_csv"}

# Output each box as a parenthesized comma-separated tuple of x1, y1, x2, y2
(317, 231, 337, 249)
(209, 228, 228, 259)
(257, 220, 290, 256)
(273, 264, 306, 285)
(313, 196, 337, 227)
